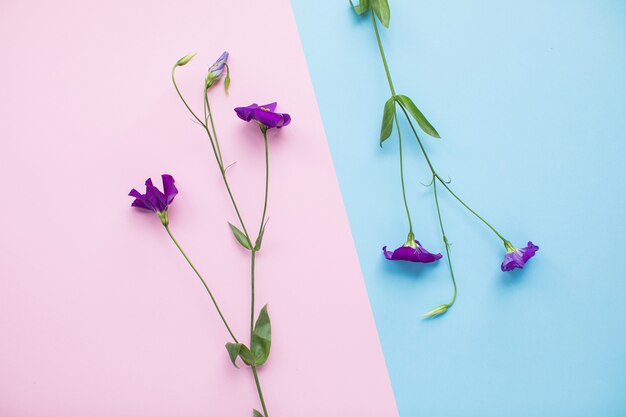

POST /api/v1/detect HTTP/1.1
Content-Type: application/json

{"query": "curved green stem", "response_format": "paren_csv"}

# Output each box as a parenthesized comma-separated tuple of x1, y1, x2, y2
(164, 225, 238, 343)
(171, 68, 251, 240)
(397, 102, 508, 243)
(372, 12, 396, 96)
(172, 66, 205, 126)
(437, 179, 507, 243)
(396, 114, 413, 234)
(433, 180, 457, 308)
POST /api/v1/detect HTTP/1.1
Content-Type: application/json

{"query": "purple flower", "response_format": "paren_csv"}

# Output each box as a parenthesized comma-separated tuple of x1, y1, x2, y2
(501, 241, 539, 271)
(206, 51, 228, 89)
(383, 240, 442, 263)
(129, 174, 178, 226)
(234, 102, 291, 129)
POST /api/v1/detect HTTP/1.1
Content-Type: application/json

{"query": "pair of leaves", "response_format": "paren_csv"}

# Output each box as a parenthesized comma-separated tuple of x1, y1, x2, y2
(225, 305, 272, 368)
(228, 220, 268, 251)
(350, 0, 390, 28)
(379, 95, 440, 145)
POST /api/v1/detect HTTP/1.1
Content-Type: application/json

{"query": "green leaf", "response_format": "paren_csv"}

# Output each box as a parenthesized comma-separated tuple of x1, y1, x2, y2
(251, 305, 271, 366)
(396, 95, 440, 138)
(380, 97, 396, 146)
(253, 410, 264, 417)
(239, 344, 256, 366)
(371, 0, 390, 28)
(349, 0, 370, 15)
(228, 222, 252, 250)
(254, 219, 269, 251)
(225, 342, 242, 368)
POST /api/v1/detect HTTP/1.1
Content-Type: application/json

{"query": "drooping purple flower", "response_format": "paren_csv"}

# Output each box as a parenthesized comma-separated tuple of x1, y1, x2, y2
(129, 174, 178, 226)
(501, 241, 539, 272)
(206, 51, 228, 89)
(383, 240, 442, 263)
(234, 102, 291, 129)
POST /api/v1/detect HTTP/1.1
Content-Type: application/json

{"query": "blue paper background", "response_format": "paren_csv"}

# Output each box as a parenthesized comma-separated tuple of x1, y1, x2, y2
(291, 0, 626, 415)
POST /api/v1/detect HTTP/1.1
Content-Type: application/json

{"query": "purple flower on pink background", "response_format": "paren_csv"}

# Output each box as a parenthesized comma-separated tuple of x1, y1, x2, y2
(234, 102, 291, 129)
(129, 174, 178, 226)
(206, 51, 228, 89)
(501, 241, 539, 271)
(383, 240, 442, 263)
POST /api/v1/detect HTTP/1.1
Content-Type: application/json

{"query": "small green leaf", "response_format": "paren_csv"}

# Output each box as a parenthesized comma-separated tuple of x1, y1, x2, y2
(371, 0, 390, 28)
(224, 63, 231, 95)
(228, 222, 252, 250)
(396, 95, 440, 138)
(251, 305, 271, 366)
(380, 97, 396, 146)
(349, 0, 370, 15)
(253, 410, 264, 417)
(254, 219, 269, 251)
(225, 342, 242, 368)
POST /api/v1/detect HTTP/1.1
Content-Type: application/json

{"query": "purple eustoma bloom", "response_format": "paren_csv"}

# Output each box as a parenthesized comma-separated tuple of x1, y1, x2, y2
(129, 174, 178, 226)
(206, 51, 228, 88)
(501, 241, 539, 271)
(383, 240, 442, 263)
(234, 102, 291, 129)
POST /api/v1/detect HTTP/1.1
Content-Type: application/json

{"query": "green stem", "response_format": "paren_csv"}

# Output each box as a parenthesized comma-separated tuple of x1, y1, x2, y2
(258, 130, 270, 239)
(171, 68, 251, 241)
(252, 366, 269, 417)
(398, 103, 508, 243)
(249, 129, 271, 417)
(205, 90, 224, 167)
(372, 12, 396, 96)
(437, 179, 507, 243)
(433, 180, 457, 307)
(164, 225, 239, 343)
(172, 66, 204, 126)
(250, 250, 256, 340)
(396, 114, 413, 234)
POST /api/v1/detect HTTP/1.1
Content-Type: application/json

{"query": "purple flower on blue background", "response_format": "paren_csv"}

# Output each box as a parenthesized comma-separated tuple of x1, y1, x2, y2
(206, 51, 228, 89)
(383, 240, 442, 263)
(129, 174, 178, 226)
(234, 102, 291, 129)
(501, 241, 539, 271)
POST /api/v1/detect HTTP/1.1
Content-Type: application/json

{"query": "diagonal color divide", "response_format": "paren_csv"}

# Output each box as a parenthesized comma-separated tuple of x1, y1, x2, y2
(292, 0, 626, 416)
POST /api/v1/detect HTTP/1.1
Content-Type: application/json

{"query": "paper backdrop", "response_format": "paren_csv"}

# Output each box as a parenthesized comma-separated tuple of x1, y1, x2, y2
(0, 1, 398, 416)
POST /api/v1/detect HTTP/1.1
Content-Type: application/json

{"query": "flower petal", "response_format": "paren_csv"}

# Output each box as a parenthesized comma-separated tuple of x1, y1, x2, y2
(161, 174, 178, 205)
(382, 241, 442, 263)
(234, 103, 258, 122)
(253, 108, 283, 128)
(277, 112, 291, 128)
(259, 102, 277, 112)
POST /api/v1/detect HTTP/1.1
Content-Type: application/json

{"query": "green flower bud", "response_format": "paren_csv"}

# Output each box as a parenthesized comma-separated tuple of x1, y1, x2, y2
(422, 304, 449, 318)
(176, 52, 197, 67)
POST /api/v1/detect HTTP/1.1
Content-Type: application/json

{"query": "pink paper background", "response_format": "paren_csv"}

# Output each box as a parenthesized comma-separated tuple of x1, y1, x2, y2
(0, 0, 398, 415)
